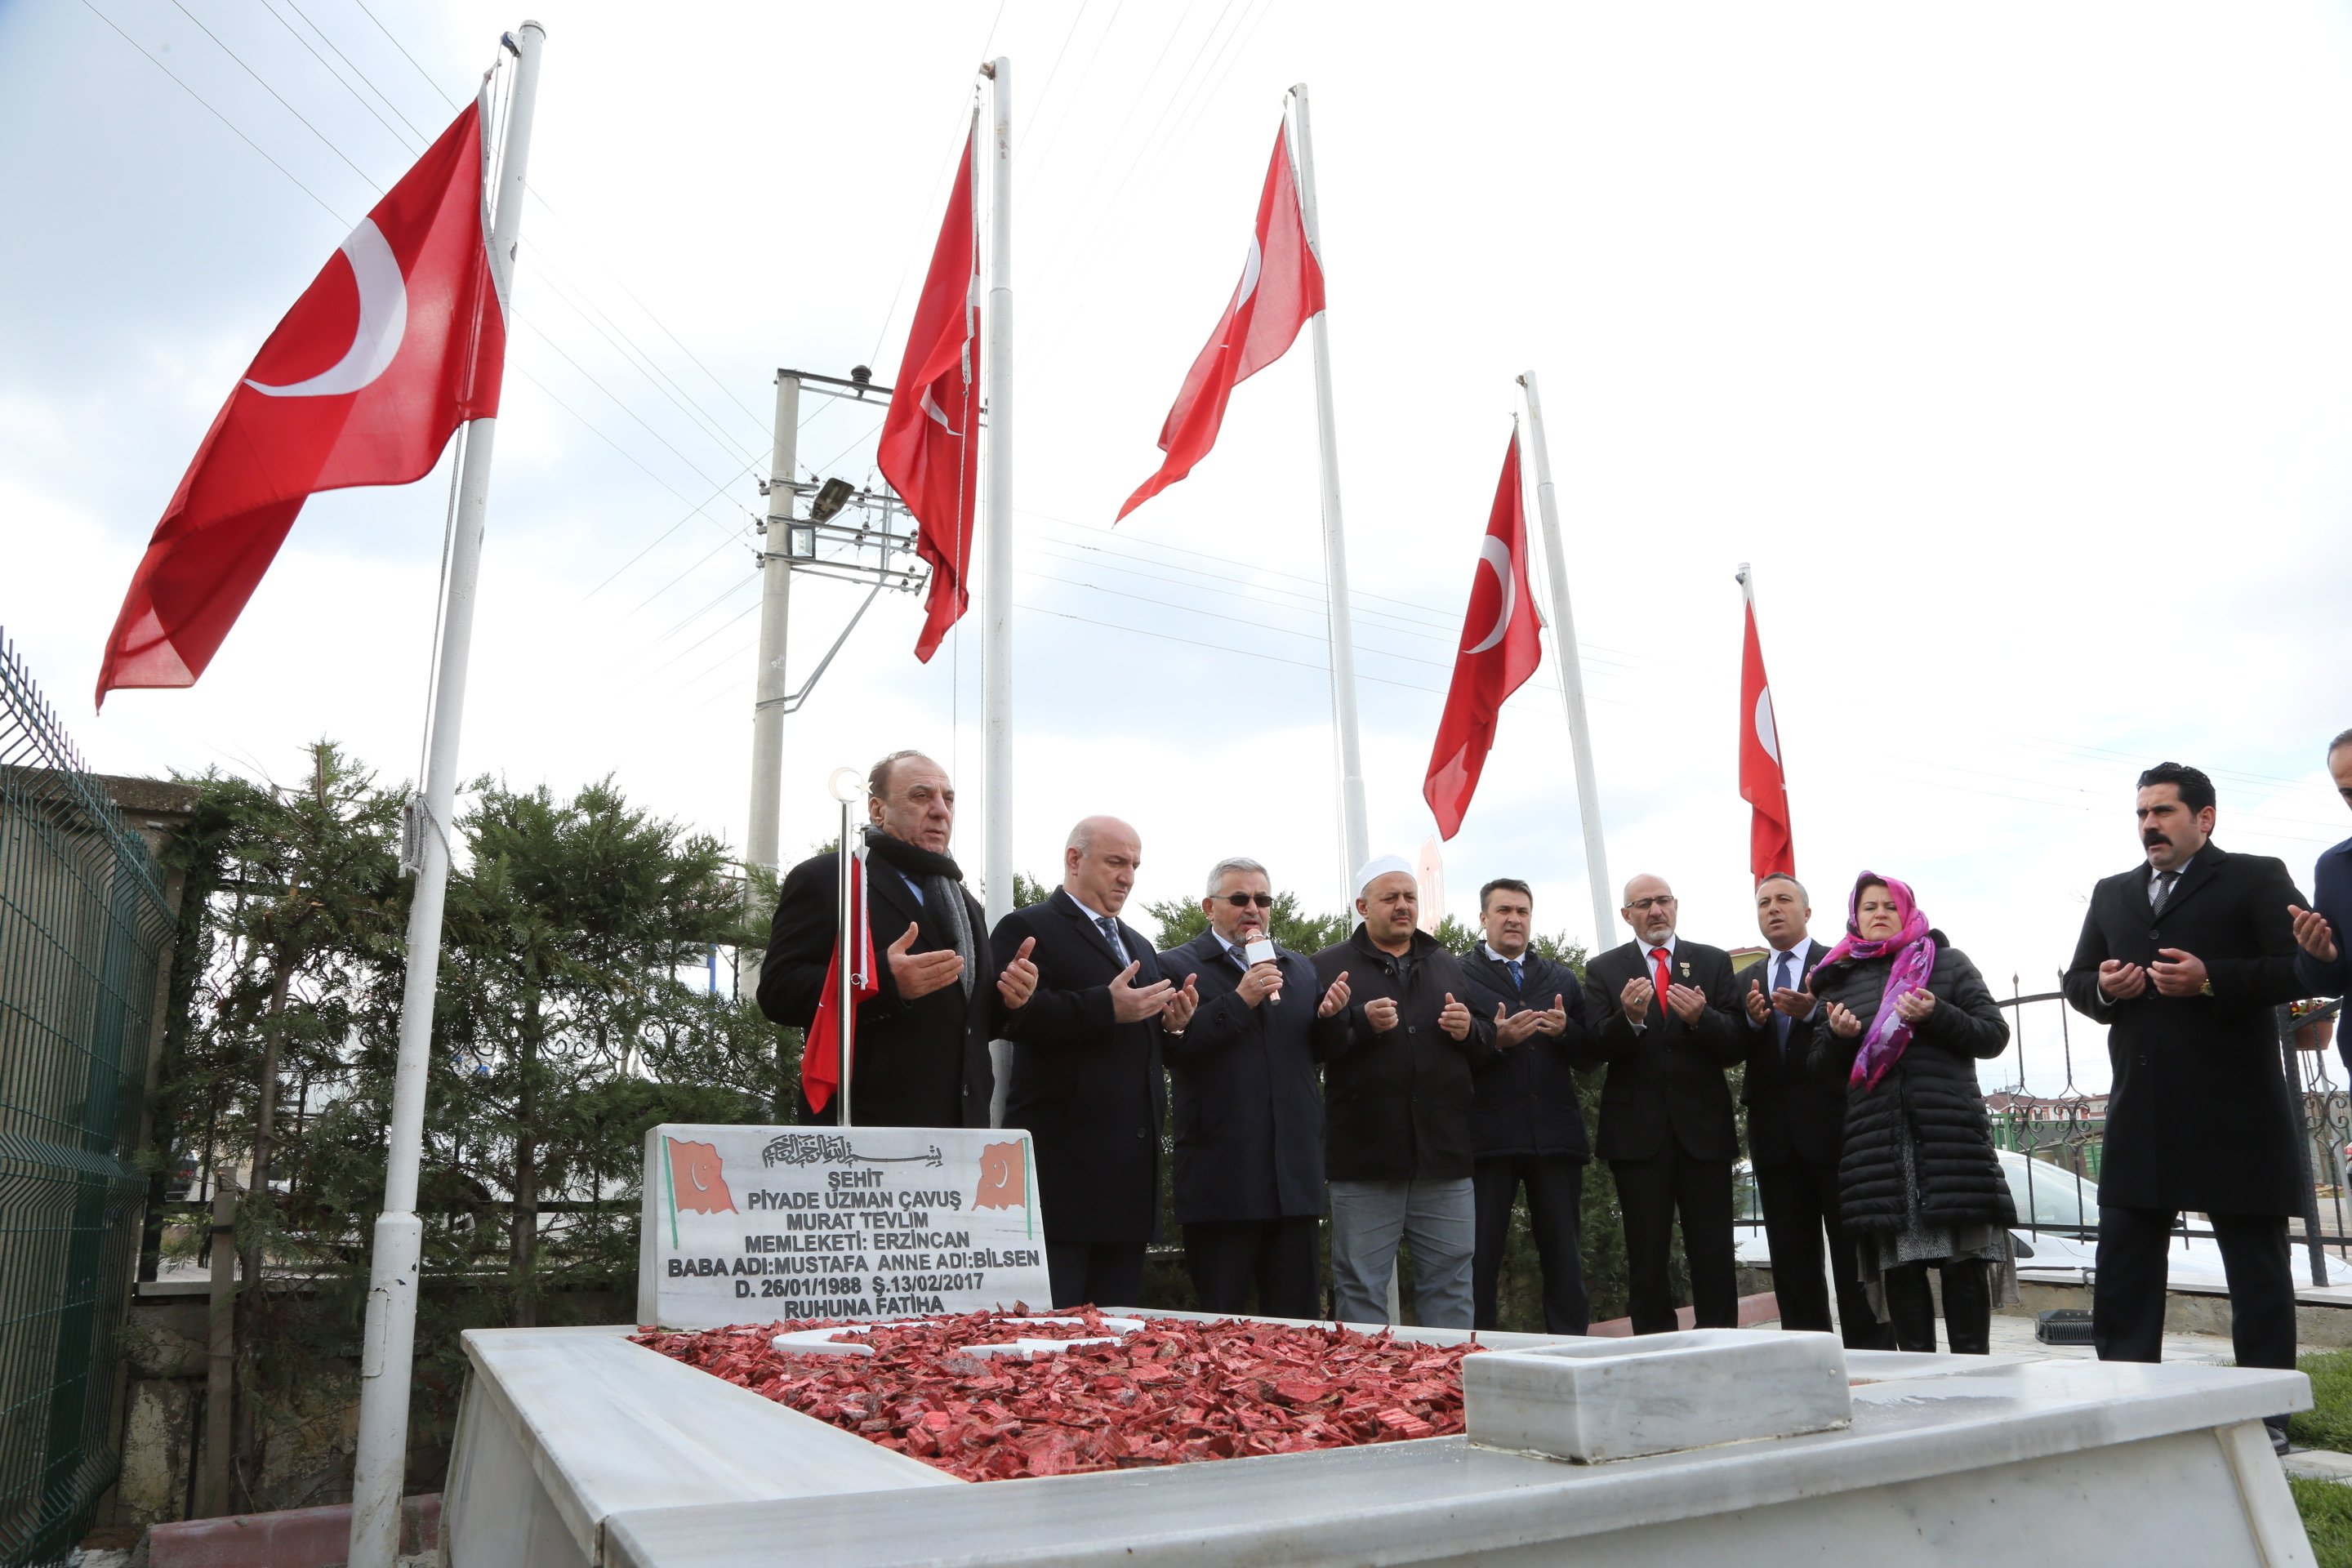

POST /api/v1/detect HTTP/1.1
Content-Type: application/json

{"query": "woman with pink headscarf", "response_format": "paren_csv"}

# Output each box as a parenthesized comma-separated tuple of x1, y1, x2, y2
(1804, 873, 2015, 1353)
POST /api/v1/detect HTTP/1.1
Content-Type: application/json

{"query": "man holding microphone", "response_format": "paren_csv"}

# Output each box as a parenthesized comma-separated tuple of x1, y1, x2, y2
(1159, 857, 1353, 1318)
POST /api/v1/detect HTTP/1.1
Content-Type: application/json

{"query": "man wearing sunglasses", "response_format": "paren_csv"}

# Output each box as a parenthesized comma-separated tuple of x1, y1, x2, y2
(1157, 858, 1353, 1319)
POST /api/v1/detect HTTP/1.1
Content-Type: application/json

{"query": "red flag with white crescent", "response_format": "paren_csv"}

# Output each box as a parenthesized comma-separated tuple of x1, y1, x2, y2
(1423, 432, 1541, 839)
(1740, 591, 1796, 880)
(1117, 122, 1324, 520)
(800, 843, 876, 1115)
(96, 91, 506, 706)
(878, 117, 982, 663)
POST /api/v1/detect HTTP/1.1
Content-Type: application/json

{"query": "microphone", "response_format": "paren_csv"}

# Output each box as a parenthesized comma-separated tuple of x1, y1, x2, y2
(1244, 928, 1282, 1005)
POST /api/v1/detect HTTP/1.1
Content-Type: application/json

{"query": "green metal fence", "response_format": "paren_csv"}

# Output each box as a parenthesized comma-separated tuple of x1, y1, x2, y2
(0, 635, 176, 1567)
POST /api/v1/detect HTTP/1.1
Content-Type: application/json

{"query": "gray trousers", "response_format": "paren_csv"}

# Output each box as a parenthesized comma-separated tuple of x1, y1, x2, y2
(1329, 1177, 1476, 1329)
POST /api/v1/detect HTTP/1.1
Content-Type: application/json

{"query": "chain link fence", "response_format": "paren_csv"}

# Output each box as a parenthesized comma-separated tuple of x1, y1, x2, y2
(0, 635, 177, 1567)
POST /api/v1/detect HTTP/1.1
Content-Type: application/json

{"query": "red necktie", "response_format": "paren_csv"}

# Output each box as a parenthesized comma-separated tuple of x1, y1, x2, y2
(1650, 947, 1672, 1014)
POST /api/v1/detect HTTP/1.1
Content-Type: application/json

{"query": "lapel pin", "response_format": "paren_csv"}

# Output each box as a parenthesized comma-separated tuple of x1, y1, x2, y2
(1680, 962, 1690, 978)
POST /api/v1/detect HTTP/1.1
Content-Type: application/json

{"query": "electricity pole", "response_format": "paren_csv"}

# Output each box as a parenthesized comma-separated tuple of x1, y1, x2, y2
(740, 371, 800, 990)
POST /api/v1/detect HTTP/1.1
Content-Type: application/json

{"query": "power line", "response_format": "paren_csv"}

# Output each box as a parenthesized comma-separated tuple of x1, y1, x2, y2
(164, 0, 382, 193)
(512, 361, 758, 528)
(1023, 0, 1129, 177)
(523, 261, 760, 461)
(256, 0, 425, 156)
(583, 455, 766, 599)
(1043, 0, 1244, 298)
(518, 318, 756, 492)
(1017, 0, 1096, 158)
(78, 0, 350, 226)
(624, 527, 760, 620)
(351, 0, 460, 108)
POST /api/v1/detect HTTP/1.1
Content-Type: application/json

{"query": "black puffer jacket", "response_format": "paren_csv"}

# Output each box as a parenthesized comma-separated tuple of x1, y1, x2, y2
(1806, 936, 2015, 1235)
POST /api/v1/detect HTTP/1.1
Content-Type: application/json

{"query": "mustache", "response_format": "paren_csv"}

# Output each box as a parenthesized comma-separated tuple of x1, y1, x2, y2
(2143, 831, 2171, 845)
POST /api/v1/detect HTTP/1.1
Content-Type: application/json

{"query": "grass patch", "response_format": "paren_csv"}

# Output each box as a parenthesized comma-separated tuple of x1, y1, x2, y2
(2294, 1477, 2352, 1566)
(2292, 1350, 2352, 1454)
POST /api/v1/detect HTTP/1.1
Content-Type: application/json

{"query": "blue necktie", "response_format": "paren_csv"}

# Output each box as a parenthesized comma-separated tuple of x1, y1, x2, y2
(1774, 951, 1796, 1055)
(1506, 957, 1524, 991)
(1098, 915, 1125, 962)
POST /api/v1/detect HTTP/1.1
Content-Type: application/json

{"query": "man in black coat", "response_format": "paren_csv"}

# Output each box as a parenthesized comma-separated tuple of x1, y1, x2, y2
(760, 751, 1037, 1129)
(2289, 728, 2352, 1031)
(2064, 761, 2313, 1449)
(1741, 873, 1892, 1348)
(1582, 872, 1745, 1334)
(1158, 855, 1353, 1319)
(1455, 877, 1597, 1334)
(1314, 856, 1495, 1328)
(993, 816, 1193, 1309)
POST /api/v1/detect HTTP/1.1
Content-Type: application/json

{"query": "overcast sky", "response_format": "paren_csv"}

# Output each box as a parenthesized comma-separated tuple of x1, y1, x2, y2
(8, 0, 2352, 1094)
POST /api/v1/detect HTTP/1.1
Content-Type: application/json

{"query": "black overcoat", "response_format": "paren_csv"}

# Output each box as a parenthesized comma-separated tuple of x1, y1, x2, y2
(1579, 938, 1744, 1163)
(1454, 949, 1599, 1160)
(1313, 926, 1498, 1182)
(1741, 940, 1853, 1169)
(2062, 844, 2311, 1215)
(1808, 938, 2014, 1235)
(758, 844, 1005, 1129)
(1159, 929, 1344, 1224)
(992, 890, 1168, 1245)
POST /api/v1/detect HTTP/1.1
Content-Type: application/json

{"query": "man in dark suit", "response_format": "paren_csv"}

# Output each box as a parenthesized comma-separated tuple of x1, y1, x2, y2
(760, 750, 1037, 1129)
(1740, 873, 1891, 1348)
(2063, 761, 2312, 1452)
(2290, 729, 2352, 1040)
(1582, 872, 1745, 1334)
(1454, 878, 1597, 1334)
(1315, 856, 1495, 1328)
(993, 816, 1196, 1309)
(1158, 855, 1352, 1319)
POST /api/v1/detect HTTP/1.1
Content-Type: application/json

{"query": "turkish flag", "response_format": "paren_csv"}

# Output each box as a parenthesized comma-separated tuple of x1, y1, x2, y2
(1116, 123, 1324, 520)
(664, 1138, 737, 1216)
(1740, 595, 1796, 880)
(800, 843, 878, 1116)
(879, 121, 981, 663)
(1423, 433, 1541, 839)
(96, 93, 506, 706)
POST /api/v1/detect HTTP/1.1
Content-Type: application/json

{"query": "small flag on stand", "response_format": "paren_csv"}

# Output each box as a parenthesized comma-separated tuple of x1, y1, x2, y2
(800, 840, 877, 1114)
(1739, 572, 1795, 880)
(1423, 433, 1541, 839)
(1117, 122, 1325, 520)
(879, 118, 982, 663)
(96, 93, 507, 706)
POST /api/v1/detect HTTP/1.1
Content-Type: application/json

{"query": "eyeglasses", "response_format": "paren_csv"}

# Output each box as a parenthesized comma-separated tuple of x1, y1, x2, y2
(1626, 896, 1677, 911)
(1220, 892, 1275, 909)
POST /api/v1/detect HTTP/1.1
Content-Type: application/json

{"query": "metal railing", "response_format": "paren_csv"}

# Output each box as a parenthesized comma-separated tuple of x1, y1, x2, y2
(0, 635, 177, 1567)
(1988, 980, 2347, 1289)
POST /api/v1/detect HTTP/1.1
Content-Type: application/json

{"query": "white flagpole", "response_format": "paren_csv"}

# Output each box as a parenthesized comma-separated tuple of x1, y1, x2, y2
(1286, 83, 1371, 902)
(347, 23, 543, 1568)
(981, 58, 1014, 929)
(1517, 370, 1615, 951)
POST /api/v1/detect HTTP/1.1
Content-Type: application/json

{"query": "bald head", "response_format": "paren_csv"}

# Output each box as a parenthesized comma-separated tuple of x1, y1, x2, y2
(1621, 873, 1677, 943)
(1064, 815, 1143, 916)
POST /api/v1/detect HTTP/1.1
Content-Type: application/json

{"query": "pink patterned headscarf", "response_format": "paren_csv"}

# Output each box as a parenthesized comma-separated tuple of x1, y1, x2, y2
(1818, 872, 1937, 1092)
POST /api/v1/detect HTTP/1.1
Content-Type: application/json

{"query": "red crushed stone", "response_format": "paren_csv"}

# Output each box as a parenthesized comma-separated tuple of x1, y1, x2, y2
(633, 1307, 1481, 1481)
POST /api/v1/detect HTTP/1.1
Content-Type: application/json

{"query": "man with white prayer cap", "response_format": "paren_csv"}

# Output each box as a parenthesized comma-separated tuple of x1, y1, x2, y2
(1312, 854, 1495, 1327)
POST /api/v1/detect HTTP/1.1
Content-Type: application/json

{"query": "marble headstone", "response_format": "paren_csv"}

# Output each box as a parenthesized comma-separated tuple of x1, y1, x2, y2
(637, 1123, 1052, 1330)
